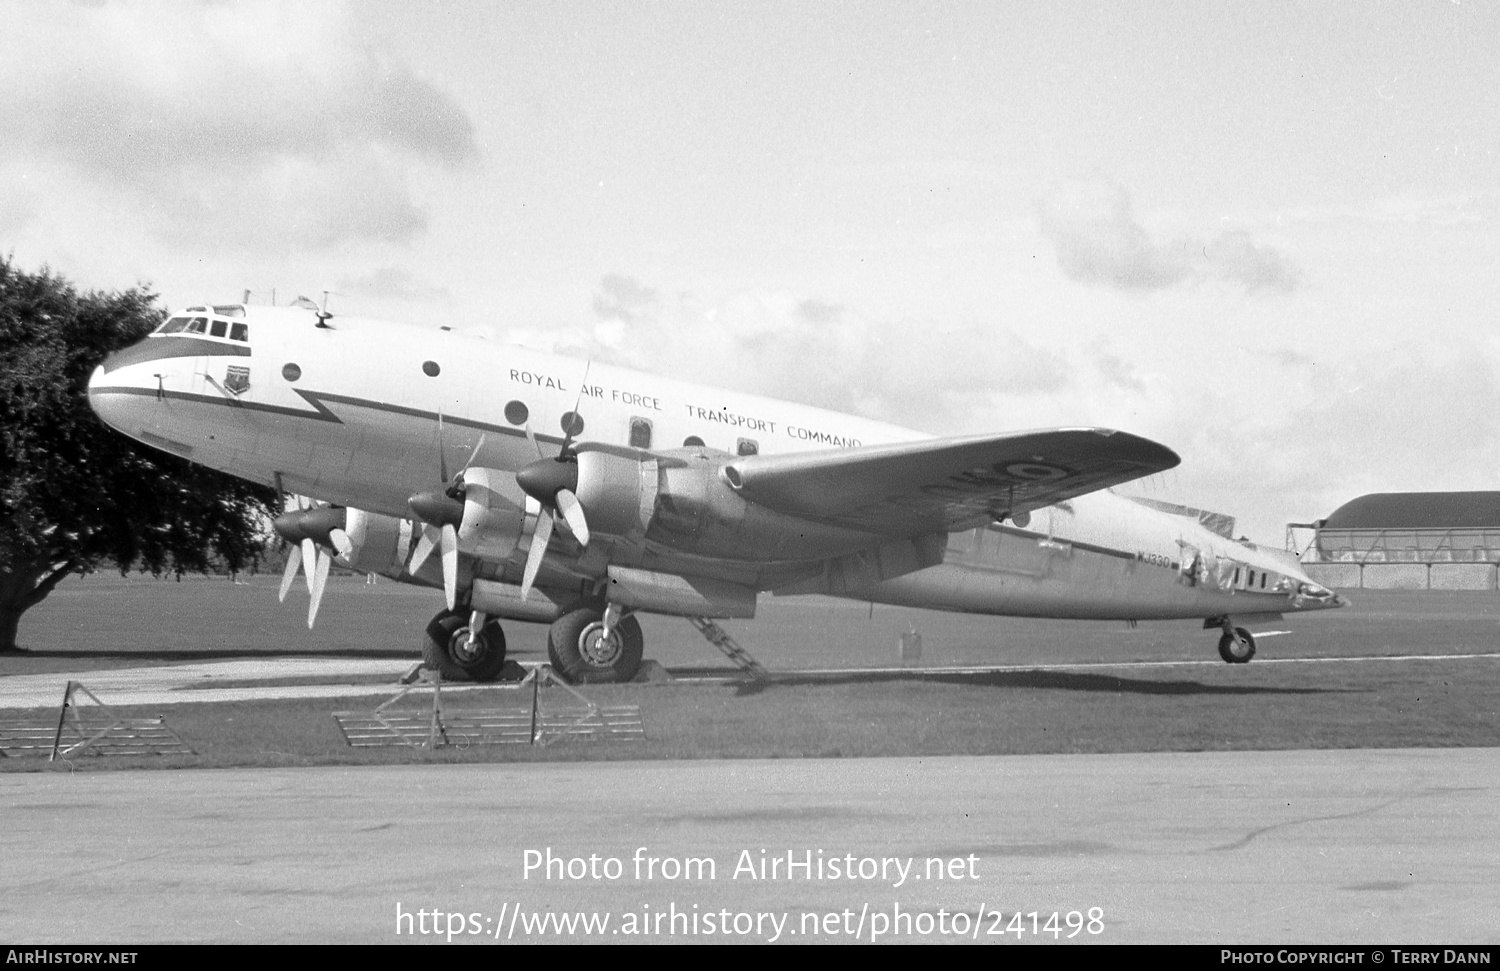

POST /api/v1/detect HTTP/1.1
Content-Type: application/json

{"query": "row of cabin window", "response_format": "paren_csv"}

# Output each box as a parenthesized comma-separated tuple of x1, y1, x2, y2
(157, 316, 249, 341)
(627, 417, 758, 456)
(1232, 566, 1271, 590)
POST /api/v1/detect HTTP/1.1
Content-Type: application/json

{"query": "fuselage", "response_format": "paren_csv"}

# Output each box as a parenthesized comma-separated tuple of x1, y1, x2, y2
(87, 302, 1342, 623)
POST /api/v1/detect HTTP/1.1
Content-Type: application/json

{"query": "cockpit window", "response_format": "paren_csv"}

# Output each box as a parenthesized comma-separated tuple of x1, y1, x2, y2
(151, 312, 249, 342)
(213, 305, 246, 317)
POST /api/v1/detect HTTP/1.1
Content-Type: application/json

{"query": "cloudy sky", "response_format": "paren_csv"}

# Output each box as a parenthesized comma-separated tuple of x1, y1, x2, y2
(5, 1, 1499, 543)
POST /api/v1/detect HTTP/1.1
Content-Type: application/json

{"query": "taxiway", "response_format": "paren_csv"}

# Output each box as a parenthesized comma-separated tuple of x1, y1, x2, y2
(2, 749, 1495, 943)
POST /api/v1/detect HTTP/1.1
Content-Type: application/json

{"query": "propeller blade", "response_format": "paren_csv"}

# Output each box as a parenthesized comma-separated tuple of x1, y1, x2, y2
(557, 361, 591, 457)
(307, 548, 331, 628)
(279, 542, 302, 602)
(440, 523, 459, 610)
(520, 508, 555, 600)
(437, 410, 449, 484)
(461, 433, 486, 471)
(524, 423, 544, 459)
(409, 524, 439, 573)
(300, 538, 317, 595)
(555, 488, 590, 547)
(329, 528, 353, 558)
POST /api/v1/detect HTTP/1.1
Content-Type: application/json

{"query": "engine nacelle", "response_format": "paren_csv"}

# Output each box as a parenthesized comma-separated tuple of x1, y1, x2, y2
(456, 467, 534, 562)
(338, 508, 414, 578)
(573, 446, 879, 562)
(341, 477, 532, 586)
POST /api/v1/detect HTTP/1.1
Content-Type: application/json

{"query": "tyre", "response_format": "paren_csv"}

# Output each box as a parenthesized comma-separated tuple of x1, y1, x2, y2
(547, 608, 643, 684)
(422, 610, 508, 682)
(1217, 626, 1256, 664)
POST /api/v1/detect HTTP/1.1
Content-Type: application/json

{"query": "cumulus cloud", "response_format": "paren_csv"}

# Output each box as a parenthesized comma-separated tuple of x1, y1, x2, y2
(0, 1, 477, 249)
(1200, 231, 1303, 293)
(593, 274, 661, 324)
(510, 274, 1068, 432)
(1037, 176, 1302, 293)
(1036, 177, 1186, 290)
(1088, 341, 1148, 394)
(338, 266, 452, 304)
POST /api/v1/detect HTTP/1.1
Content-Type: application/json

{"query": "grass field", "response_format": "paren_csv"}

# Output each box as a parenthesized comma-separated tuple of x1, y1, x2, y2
(3, 573, 1498, 770)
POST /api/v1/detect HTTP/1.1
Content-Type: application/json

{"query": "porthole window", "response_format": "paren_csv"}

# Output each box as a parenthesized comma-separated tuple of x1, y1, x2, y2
(282, 363, 302, 382)
(683, 435, 705, 447)
(504, 400, 529, 425)
(736, 438, 759, 456)
(422, 361, 441, 377)
(560, 411, 584, 436)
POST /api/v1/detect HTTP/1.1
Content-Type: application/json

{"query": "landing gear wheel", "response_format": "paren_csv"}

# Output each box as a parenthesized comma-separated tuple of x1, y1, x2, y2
(422, 609, 508, 682)
(1218, 626, 1256, 664)
(547, 608, 643, 684)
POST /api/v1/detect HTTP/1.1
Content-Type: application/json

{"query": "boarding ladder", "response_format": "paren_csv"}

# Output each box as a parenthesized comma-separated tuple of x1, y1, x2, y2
(688, 617, 769, 681)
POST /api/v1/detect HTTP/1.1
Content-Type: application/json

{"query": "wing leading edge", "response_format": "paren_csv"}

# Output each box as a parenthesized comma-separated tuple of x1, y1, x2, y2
(724, 427, 1179, 536)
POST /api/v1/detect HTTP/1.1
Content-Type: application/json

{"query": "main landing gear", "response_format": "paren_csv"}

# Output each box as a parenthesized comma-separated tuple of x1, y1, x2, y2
(547, 603, 644, 684)
(421, 602, 644, 684)
(1209, 617, 1256, 664)
(422, 609, 508, 682)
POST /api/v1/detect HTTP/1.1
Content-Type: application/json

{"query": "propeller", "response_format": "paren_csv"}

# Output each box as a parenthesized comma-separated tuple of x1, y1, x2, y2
(514, 396, 592, 599)
(272, 501, 351, 628)
(406, 413, 485, 609)
(408, 368, 593, 606)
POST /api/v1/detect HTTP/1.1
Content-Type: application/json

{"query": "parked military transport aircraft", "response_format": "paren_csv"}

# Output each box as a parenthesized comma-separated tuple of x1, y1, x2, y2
(87, 302, 1344, 683)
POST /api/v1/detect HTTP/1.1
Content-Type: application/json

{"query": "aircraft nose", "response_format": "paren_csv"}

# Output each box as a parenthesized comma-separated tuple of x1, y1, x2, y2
(87, 360, 142, 434)
(86, 362, 110, 401)
(88, 364, 119, 425)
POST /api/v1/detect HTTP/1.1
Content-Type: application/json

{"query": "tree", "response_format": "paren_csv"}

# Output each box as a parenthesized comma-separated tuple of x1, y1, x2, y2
(0, 257, 280, 651)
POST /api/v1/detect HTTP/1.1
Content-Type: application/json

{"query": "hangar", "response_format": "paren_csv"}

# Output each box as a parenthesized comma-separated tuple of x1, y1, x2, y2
(1293, 492, 1500, 590)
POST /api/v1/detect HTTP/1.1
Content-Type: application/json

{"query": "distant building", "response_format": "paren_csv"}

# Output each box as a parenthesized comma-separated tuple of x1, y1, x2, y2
(1293, 492, 1500, 590)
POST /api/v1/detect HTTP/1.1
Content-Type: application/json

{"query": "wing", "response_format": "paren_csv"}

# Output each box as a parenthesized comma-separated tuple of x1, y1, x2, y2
(725, 427, 1179, 535)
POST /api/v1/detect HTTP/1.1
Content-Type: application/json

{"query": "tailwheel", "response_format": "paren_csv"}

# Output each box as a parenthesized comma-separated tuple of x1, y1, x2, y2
(422, 609, 508, 682)
(1217, 626, 1256, 664)
(547, 606, 643, 684)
